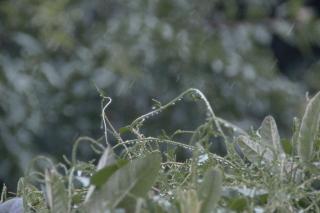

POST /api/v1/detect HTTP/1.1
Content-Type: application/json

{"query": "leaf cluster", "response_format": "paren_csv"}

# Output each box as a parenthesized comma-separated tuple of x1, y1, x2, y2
(1, 88, 320, 212)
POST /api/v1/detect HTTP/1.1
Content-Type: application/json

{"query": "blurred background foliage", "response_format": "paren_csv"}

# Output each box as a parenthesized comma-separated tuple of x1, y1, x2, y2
(1, 0, 320, 190)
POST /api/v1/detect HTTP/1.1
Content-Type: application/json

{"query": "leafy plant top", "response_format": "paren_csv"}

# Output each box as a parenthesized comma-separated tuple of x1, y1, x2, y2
(1, 88, 320, 212)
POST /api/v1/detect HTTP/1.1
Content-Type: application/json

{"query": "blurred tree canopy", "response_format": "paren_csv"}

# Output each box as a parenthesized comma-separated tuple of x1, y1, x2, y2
(1, 0, 320, 189)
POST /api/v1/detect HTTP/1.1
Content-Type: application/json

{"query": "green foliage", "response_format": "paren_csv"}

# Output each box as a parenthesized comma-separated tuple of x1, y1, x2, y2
(3, 0, 320, 190)
(45, 169, 69, 213)
(176, 189, 202, 213)
(88, 152, 161, 212)
(236, 135, 274, 163)
(297, 91, 320, 163)
(1, 88, 318, 212)
(258, 116, 283, 160)
(90, 159, 128, 188)
(198, 168, 223, 213)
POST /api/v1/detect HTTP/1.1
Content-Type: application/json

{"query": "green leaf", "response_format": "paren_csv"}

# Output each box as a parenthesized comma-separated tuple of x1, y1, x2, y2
(176, 189, 202, 213)
(119, 126, 130, 135)
(45, 169, 69, 213)
(85, 147, 116, 202)
(298, 91, 320, 163)
(281, 139, 293, 155)
(258, 115, 284, 160)
(198, 168, 223, 213)
(90, 159, 128, 187)
(236, 135, 274, 163)
(96, 147, 116, 170)
(228, 197, 248, 212)
(88, 152, 161, 211)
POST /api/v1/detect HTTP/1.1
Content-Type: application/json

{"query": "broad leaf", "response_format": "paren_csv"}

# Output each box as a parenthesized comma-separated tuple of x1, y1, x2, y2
(236, 135, 274, 163)
(88, 152, 161, 212)
(0, 198, 23, 213)
(258, 116, 284, 160)
(45, 169, 69, 213)
(177, 189, 202, 213)
(90, 159, 128, 187)
(199, 168, 223, 213)
(85, 147, 116, 202)
(298, 91, 320, 163)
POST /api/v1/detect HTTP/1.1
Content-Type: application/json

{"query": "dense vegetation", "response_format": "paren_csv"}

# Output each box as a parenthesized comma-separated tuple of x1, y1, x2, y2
(1, 88, 320, 212)
(2, 0, 320, 189)
(1, 1, 320, 211)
